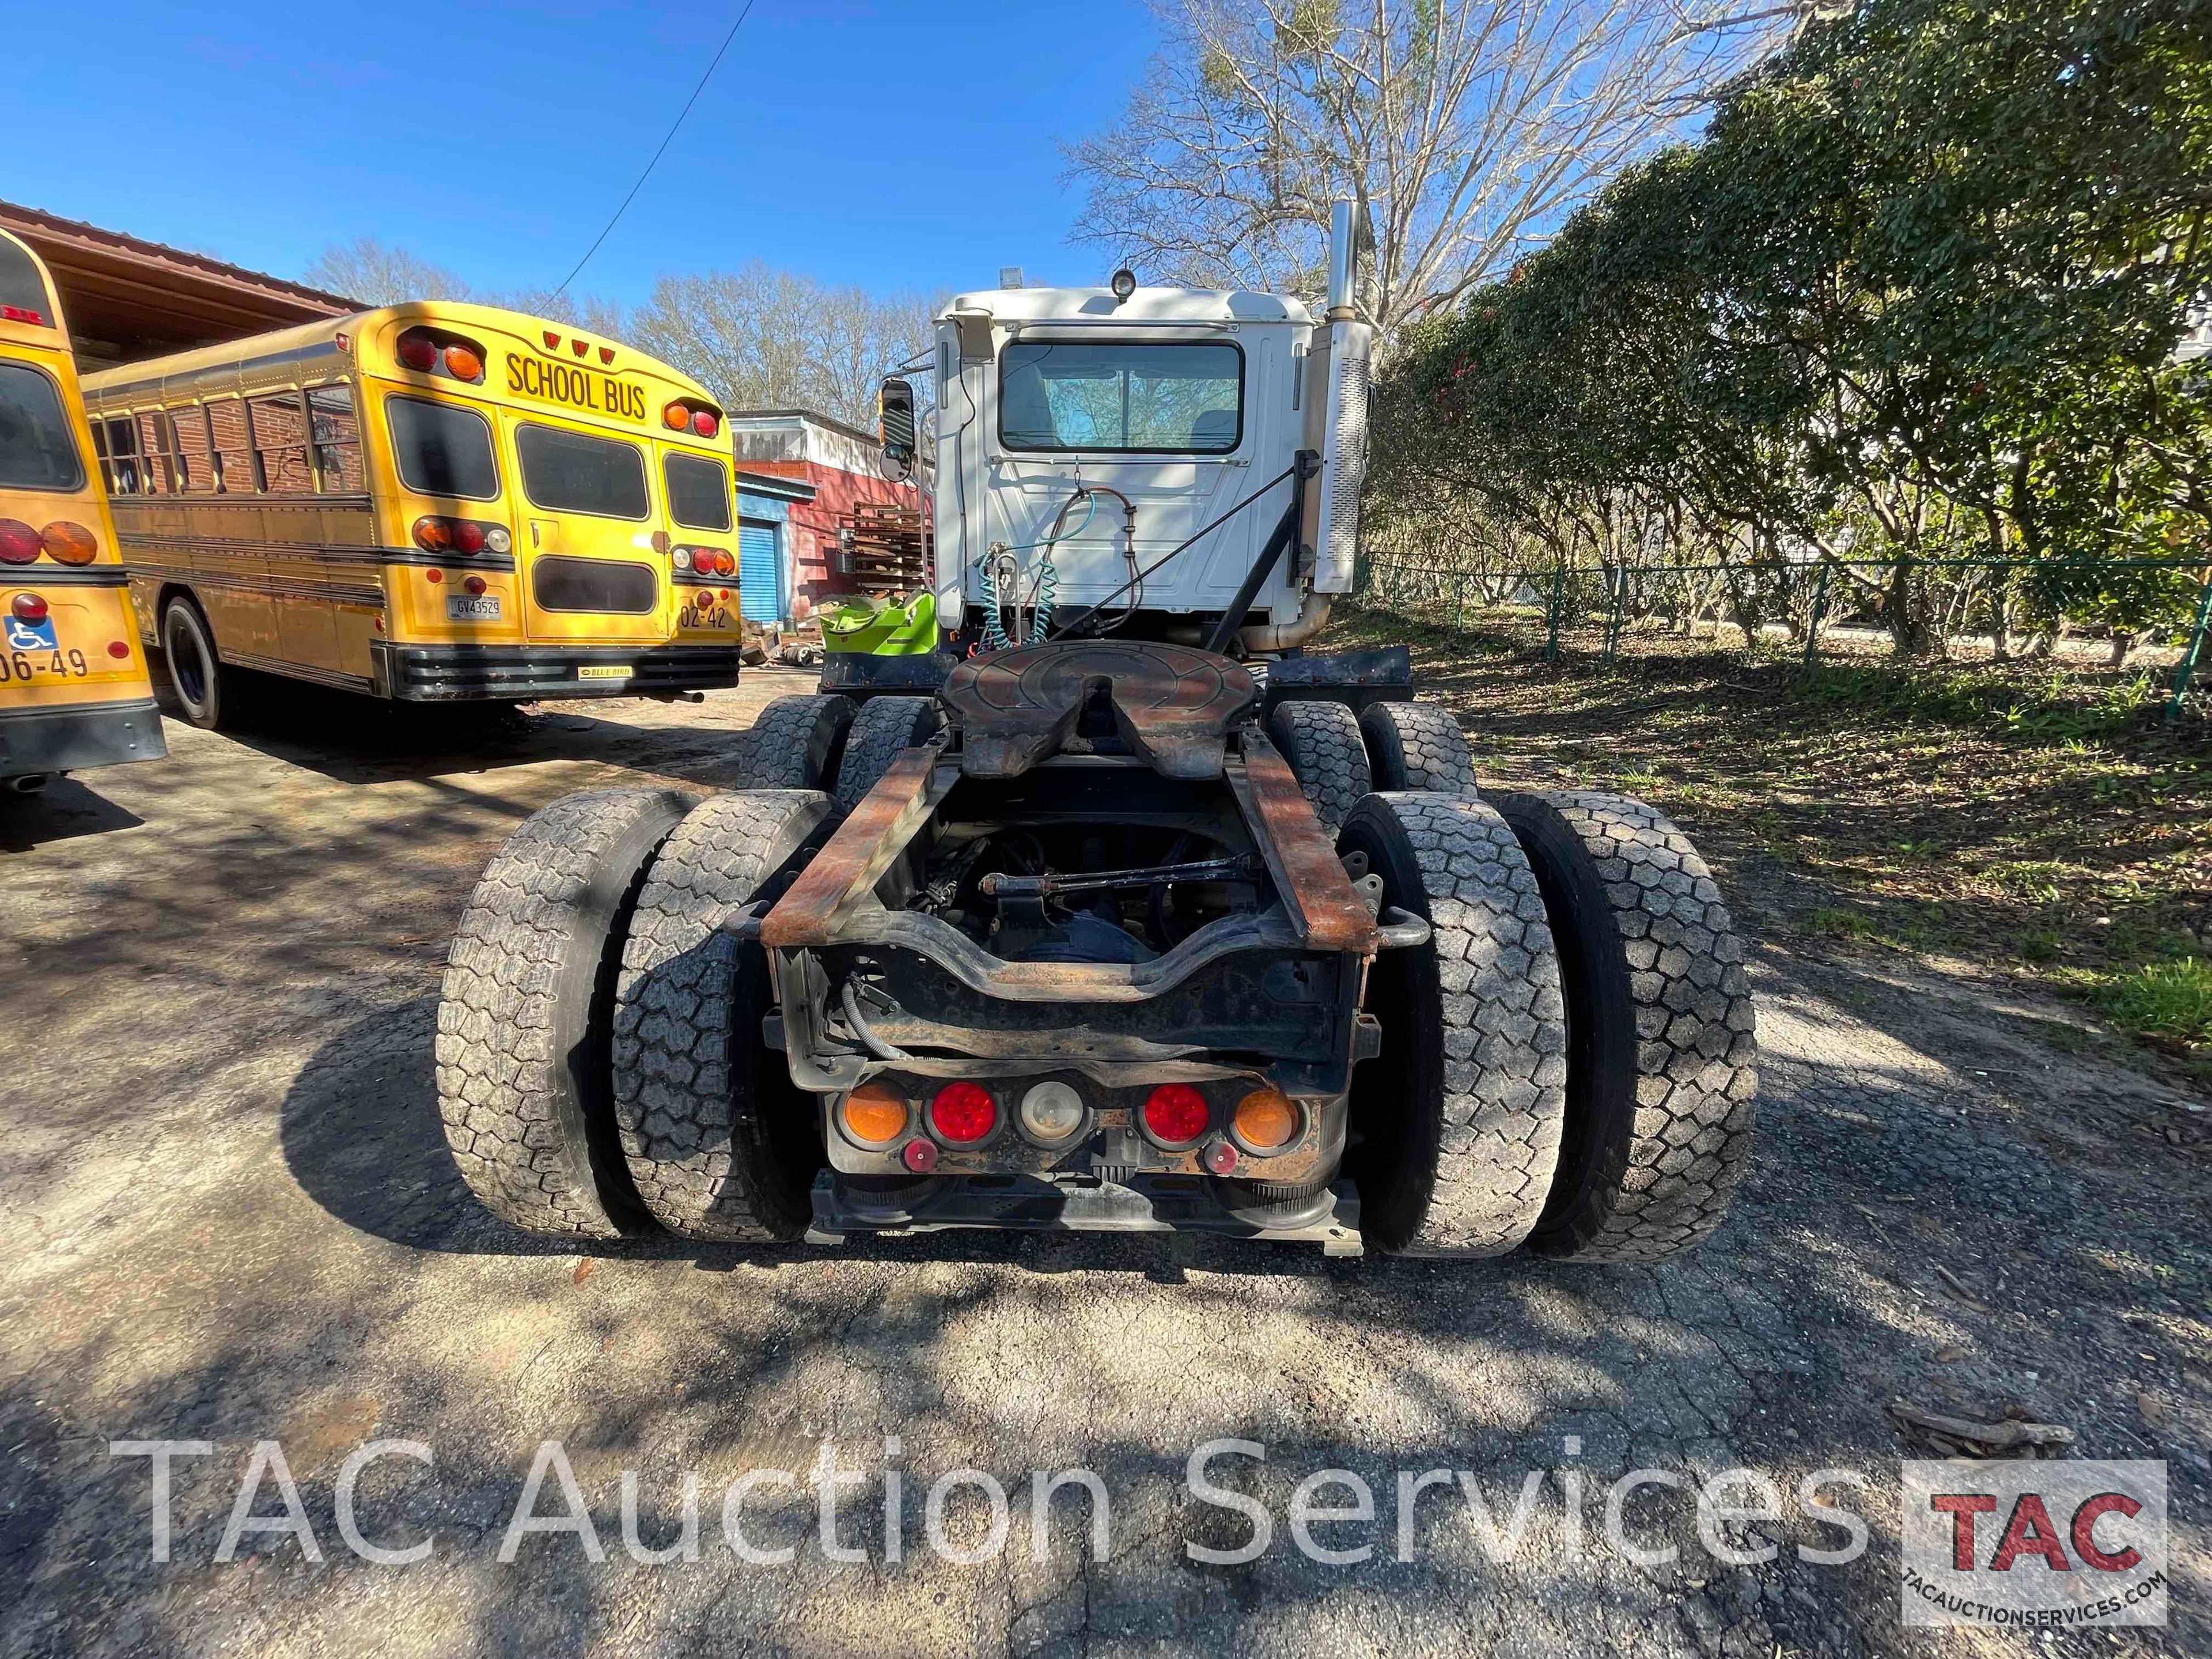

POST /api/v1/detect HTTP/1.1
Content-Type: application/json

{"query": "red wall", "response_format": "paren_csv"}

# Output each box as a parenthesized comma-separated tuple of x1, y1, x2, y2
(740, 459, 921, 619)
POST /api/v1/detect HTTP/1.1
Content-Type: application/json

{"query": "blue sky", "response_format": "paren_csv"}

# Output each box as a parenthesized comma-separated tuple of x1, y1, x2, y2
(9, 1, 1158, 305)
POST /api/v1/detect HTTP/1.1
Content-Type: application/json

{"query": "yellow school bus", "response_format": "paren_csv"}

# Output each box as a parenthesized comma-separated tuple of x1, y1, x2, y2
(79, 302, 745, 726)
(0, 230, 166, 791)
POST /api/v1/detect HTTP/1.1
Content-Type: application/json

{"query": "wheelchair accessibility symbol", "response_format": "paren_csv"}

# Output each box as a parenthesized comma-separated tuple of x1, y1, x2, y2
(5, 615, 58, 652)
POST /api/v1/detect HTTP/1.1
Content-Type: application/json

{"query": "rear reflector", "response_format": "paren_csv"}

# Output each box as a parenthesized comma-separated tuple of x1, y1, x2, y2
(108, 641, 130, 658)
(929, 1082, 997, 1145)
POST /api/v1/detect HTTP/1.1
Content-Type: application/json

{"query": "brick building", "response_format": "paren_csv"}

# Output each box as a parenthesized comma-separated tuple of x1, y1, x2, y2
(728, 410, 923, 624)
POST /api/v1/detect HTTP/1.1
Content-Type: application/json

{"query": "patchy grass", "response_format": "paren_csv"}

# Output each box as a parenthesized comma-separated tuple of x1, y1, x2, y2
(2094, 958, 2212, 1050)
(1330, 601, 2212, 1078)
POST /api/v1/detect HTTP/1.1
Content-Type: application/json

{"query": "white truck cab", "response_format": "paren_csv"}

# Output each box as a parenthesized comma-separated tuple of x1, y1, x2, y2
(899, 206, 1373, 657)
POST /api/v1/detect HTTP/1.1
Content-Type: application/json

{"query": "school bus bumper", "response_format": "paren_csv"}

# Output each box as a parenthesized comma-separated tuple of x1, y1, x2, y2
(370, 642, 743, 702)
(0, 696, 167, 781)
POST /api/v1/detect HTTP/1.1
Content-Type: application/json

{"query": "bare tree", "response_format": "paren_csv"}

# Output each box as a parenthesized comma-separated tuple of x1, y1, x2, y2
(299, 237, 474, 305)
(626, 265, 938, 428)
(1065, 0, 1800, 353)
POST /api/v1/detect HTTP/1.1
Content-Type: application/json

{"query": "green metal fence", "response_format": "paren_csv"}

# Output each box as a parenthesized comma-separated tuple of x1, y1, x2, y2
(1360, 555, 2212, 723)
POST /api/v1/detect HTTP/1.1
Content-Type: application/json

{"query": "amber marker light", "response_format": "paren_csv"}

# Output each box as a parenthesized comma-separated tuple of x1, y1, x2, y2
(1232, 1087, 1299, 1151)
(842, 1083, 908, 1145)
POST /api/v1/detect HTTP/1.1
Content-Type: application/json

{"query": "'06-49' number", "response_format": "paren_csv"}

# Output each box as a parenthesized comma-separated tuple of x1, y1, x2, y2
(0, 649, 90, 682)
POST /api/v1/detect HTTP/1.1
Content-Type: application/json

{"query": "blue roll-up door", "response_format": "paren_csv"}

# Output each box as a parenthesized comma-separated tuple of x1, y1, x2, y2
(737, 519, 781, 622)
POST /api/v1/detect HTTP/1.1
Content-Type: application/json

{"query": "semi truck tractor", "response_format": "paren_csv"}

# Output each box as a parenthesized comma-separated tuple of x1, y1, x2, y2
(435, 207, 1757, 1263)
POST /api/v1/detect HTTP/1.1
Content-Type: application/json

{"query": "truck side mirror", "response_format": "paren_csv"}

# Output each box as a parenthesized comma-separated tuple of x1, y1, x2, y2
(878, 377, 916, 482)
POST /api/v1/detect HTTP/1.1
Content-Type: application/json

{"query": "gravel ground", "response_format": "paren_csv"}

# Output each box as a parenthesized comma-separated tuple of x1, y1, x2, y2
(0, 666, 2205, 1657)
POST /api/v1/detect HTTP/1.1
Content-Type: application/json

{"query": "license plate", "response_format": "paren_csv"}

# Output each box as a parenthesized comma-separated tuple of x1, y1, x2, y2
(577, 664, 632, 680)
(679, 597, 734, 630)
(446, 595, 502, 621)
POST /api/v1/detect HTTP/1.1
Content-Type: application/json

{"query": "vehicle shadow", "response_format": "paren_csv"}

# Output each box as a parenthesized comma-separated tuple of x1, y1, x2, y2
(155, 657, 752, 788)
(279, 993, 1394, 1282)
(0, 773, 146, 852)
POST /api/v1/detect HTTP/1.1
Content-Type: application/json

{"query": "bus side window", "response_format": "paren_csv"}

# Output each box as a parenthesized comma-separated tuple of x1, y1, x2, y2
(207, 397, 253, 494)
(308, 385, 363, 494)
(249, 392, 315, 494)
(135, 410, 176, 495)
(173, 404, 217, 494)
(100, 417, 142, 496)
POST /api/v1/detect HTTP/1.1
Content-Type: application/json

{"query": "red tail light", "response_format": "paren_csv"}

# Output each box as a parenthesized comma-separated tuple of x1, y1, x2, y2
(0, 520, 38, 565)
(1142, 1084, 1210, 1145)
(691, 410, 719, 438)
(396, 333, 438, 372)
(40, 522, 97, 565)
(929, 1082, 998, 1145)
(10, 592, 48, 623)
(450, 519, 487, 555)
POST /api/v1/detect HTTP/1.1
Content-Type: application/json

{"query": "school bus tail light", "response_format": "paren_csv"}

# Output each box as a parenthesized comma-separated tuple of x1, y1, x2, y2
(691, 408, 719, 438)
(0, 520, 38, 565)
(397, 327, 487, 384)
(40, 522, 97, 565)
(414, 516, 503, 555)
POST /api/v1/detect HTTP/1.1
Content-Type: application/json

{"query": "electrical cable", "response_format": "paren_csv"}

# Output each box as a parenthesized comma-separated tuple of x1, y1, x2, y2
(554, 2, 756, 297)
(1044, 463, 1301, 642)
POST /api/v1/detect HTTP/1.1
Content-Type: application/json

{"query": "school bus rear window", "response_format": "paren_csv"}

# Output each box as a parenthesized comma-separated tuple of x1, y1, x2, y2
(387, 396, 497, 500)
(517, 425, 649, 521)
(0, 240, 50, 323)
(0, 363, 86, 493)
(664, 453, 732, 532)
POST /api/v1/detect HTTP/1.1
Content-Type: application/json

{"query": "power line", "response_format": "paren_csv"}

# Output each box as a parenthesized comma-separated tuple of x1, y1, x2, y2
(554, 2, 757, 297)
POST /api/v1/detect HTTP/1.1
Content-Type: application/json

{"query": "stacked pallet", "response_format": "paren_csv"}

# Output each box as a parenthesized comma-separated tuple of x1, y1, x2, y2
(836, 501, 931, 594)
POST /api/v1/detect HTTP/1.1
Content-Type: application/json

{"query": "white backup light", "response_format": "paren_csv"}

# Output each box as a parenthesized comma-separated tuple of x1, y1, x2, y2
(1019, 1080, 1085, 1142)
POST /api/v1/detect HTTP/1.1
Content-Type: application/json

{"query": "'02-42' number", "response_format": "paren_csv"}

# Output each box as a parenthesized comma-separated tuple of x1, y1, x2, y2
(0, 649, 90, 682)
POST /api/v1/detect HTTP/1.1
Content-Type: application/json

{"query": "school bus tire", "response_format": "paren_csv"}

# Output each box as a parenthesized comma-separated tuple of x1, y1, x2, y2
(437, 787, 698, 1238)
(611, 789, 836, 1241)
(159, 595, 228, 730)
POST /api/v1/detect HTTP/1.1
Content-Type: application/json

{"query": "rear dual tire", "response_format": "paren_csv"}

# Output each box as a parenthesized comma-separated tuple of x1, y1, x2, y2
(1494, 791, 1758, 1262)
(1342, 788, 1756, 1264)
(436, 788, 695, 1238)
